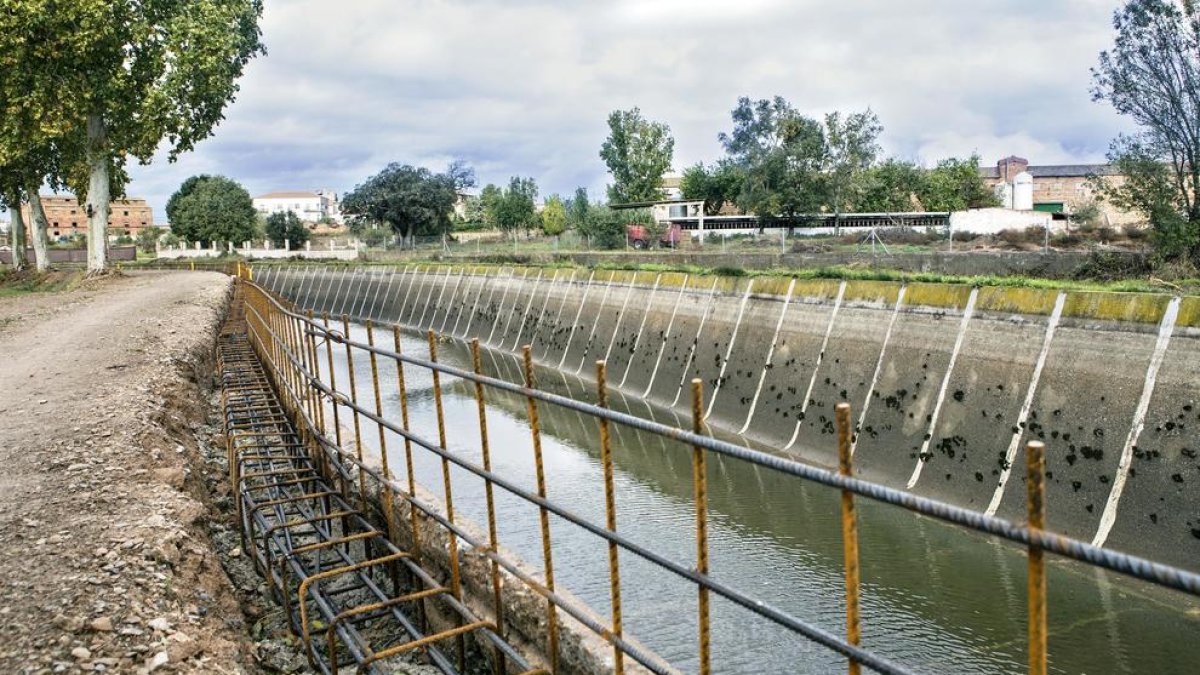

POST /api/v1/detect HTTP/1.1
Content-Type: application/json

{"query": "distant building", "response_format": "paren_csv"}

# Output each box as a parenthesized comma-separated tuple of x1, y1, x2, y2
(254, 189, 342, 224)
(661, 173, 683, 200)
(21, 195, 154, 241)
(980, 156, 1138, 226)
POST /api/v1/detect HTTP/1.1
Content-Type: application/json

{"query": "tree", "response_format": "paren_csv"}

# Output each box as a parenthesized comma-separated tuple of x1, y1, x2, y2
(265, 211, 311, 251)
(167, 176, 259, 246)
(918, 155, 999, 212)
(566, 187, 591, 231)
(680, 162, 743, 215)
(824, 110, 883, 225)
(2, 195, 27, 271)
(600, 108, 675, 204)
(1092, 0, 1200, 256)
(479, 184, 503, 229)
(341, 162, 473, 248)
(855, 159, 926, 212)
(541, 195, 567, 236)
(136, 225, 164, 254)
(0, 1, 265, 273)
(491, 177, 539, 236)
(720, 96, 829, 225)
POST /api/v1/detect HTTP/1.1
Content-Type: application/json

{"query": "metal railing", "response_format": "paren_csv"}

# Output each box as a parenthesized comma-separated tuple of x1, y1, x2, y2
(232, 267, 1200, 675)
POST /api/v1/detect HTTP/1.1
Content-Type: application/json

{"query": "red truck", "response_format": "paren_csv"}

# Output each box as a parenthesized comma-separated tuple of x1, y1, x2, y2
(625, 223, 682, 249)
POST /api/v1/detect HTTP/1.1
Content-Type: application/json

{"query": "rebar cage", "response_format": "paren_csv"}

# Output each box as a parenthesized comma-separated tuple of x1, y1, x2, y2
(226, 264, 1200, 675)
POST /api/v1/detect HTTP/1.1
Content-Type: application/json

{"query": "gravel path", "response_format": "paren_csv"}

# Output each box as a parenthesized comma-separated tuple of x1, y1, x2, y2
(0, 272, 270, 674)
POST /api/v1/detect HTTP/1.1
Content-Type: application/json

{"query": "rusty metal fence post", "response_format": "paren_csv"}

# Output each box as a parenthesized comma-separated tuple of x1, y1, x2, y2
(690, 378, 711, 675)
(1027, 441, 1047, 675)
(523, 346, 560, 672)
(595, 361, 625, 674)
(471, 339, 508, 675)
(836, 403, 863, 675)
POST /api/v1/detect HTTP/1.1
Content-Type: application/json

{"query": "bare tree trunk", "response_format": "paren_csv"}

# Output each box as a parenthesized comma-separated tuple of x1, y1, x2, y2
(85, 114, 110, 273)
(8, 195, 27, 271)
(26, 187, 50, 272)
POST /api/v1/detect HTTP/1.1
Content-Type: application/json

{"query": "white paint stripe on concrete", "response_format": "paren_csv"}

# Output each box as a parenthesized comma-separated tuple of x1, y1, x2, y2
(557, 271, 595, 368)
(784, 281, 847, 450)
(573, 272, 616, 374)
(907, 287, 979, 489)
(417, 267, 448, 329)
(851, 286, 908, 456)
(438, 268, 466, 333)
(704, 279, 757, 420)
(526, 270, 561, 352)
(397, 265, 421, 324)
(467, 266, 504, 339)
(425, 267, 454, 330)
(542, 270, 578, 359)
(509, 270, 545, 350)
(338, 268, 362, 319)
(316, 266, 338, 314)
(985, 291, 1065, 515)
(372, 268, 397, 320)
(671, 279, 721, 408)
(330, 268, 351, 318)
(501, 269, 540, 347)
(487, 268, 526, 344)
(353, 267, 374, 319)
(321, 266, 342, 315)
(601, 275, 639, 369)
(619, 274, 664, 388)
(642, 276, 690, 398)
(452, 267, 480, 337)
(737, 278, 797, 435)
(1093, 295, 1181, 547)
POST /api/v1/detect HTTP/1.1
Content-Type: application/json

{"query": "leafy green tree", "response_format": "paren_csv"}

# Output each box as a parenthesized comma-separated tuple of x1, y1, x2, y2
(492, 177, 539, 235)
(855, 159, 926, 212)
(917, 155, 999, 212)
(600, 108, 675, 204)
(341, 162, 474, 248)
(680, 161, 743, 215)
(166, 176, 259, 246)
(1092, 0, 1200, 256)
(720, 96, 829, 225)
(136, 225, 164, 253)
(0, 1, 265, 272)
(566, 187, 591, 231)
(824, 110, 883, 225)
(541, 195, 567, 236)
(479, 184, 503, 229)
(584, 206, 634, 249)
(265, 211, 311, 251)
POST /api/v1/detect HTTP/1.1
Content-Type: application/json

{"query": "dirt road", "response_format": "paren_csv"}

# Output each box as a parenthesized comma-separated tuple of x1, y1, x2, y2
(0, 272, 264, 674)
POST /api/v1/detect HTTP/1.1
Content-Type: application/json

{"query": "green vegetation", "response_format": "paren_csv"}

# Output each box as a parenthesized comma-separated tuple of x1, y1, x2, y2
(136, 226, 164, 254)
(265, 211, 311, 251)
(0, 0, 264, 272)
(600, 107, 675, 204)
(541, 195, 567, 236)
(1092, 0, 1200, 262)
(0, 270, 86, 298)
(342, 161, 476, 248)
(167, 175, 259, 246)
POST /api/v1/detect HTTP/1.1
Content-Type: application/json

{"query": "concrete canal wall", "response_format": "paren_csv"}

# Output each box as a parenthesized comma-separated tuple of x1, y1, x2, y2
(258, 264, 1200, 571)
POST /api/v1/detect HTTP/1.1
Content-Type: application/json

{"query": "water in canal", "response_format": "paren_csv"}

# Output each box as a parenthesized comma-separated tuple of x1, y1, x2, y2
(322, 323, 1199, 674)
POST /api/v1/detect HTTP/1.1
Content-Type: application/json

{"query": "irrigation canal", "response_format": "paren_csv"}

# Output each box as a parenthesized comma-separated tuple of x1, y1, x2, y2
(320, 321, 1200, 674)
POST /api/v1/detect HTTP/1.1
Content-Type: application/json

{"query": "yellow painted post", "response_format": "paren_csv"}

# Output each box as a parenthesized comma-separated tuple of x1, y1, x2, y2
(836, 403, 862, 675)
(691, 378, 711, 675)
(470, 339, 506, 675)
(523, 345, 560, 672)
(1027, 440, 1047, 675)
(596, 360, 624, 674)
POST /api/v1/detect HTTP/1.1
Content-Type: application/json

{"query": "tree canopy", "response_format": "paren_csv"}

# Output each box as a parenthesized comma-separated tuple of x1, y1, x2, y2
(485, 177, 539, 234)
(341, 162, 475, 247)
(0, 0, 265, 271)
(600, 108, 675, 204)
(541, 195, 566, 236)
(1093, 0, 1200, 256)
(680, 161, 742, 215)
(166, 175, 258, 246)
(265, 211, 311, 251)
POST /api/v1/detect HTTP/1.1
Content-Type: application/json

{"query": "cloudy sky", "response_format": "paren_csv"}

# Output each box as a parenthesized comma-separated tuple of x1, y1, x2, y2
(118, 0, 1132, 221)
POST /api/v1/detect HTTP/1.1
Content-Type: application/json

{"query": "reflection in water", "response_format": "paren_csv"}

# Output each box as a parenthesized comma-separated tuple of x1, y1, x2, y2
(322, 324, 1198, 674)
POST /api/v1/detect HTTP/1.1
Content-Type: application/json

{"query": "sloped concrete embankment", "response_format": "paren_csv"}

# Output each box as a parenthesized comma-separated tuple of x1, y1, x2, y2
(261, 265, 1200, 572)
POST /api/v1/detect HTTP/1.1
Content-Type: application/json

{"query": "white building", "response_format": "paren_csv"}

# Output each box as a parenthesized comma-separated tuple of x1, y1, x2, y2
(254, 189, 342, 224)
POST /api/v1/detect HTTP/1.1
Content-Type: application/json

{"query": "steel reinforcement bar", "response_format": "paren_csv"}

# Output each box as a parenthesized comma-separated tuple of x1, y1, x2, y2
(231, 268, 1200, 675)
(219, 288, 546, 675)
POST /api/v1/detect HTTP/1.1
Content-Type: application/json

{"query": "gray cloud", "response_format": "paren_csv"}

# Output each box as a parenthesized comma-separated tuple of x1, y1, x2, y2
(117, 0, 1130, 221)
